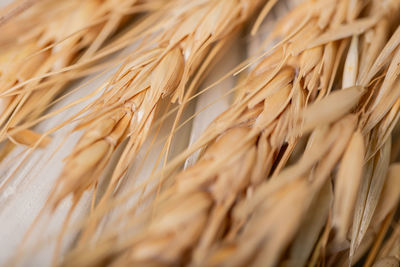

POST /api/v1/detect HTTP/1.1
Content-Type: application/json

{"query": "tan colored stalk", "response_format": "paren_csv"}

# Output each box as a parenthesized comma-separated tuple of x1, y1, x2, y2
(3, 0, 400, 266)
(50, 0, 269, 218)
(60, 1, 390, 265)
(0, 0, 147, 153)
(343, 3, 400, 261)
(7, 0, 271, 262)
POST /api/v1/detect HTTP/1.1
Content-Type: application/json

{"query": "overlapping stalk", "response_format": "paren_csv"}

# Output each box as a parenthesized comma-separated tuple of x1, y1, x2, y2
(60, 0, 400, 266)
(50, 0, 268, 212)
(4, 0, 400, 266)
(0, 0, 146, 154)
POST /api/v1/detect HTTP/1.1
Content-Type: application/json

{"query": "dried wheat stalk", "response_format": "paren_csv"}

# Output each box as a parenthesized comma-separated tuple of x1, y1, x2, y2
(0, 0, 151, 156)
(7, 0, 269, 264)
(48, 0, 268, 222)
(3, 0, 400, 266)
(59, 1, 400, 266)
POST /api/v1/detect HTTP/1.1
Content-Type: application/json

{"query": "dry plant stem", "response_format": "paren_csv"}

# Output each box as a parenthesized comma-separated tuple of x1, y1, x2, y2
(0, 1, 168, 216)
(364, 211, 395, 267)
(51, 0, 269, 234)
(61, 0, 398, 265)
(69, 2, 274, 254)
(0, 0, 146, 149)
(4, 0, 400, 266)
(345, 4, 400, 262)
(0, 0, 42, 27)
(6, 0, 271, 263)
(1, 1, 162, 264)
(207, 115, 357, 267)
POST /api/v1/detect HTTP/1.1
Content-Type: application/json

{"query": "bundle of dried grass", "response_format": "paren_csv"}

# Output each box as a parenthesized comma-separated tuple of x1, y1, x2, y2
(46, 0, 268, 234)
(0, 0, 160, 160)
(3, 0, 400, 266)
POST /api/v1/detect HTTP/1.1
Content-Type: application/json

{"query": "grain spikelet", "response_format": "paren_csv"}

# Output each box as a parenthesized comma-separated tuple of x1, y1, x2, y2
(300, 86, 364, 134)
(333, 130, 365, 242)
(350, 137, 391, 260)
(4, 0, 400, 266)
(51, 0, 267, 215)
